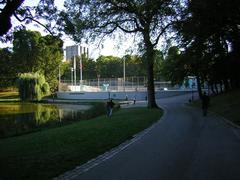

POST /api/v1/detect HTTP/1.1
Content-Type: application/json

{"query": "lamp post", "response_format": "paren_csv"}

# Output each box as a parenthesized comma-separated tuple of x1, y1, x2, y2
(58, 64, 61, 92)
(123, 56, 125, 92)
(191, 84, 194, 101)
(97, 74, 100, 89)
(71, 67, 74, 86)
(79, 56, 83, 85)
(73, 56, 77, 90)
(192, 82, 195, 101)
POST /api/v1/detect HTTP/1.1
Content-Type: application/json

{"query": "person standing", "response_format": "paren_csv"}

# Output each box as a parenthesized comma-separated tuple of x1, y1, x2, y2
(201, 92, 210, 116)
(133, 95, 136, 104)
(106, 99, 115, 117)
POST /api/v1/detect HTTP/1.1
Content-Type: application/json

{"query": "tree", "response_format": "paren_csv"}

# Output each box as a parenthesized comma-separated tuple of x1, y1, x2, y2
(12, 29, 63, 91)
(38, 35, 63, 90)
(0, 0, 59, 41)
(59, 61, 72, 81)
(123, 54, 145, 77)
(96, 55, 122, 78)
(175, 0, 240, 94)
(0, 0, 24, 36)
(142, 50, 164, 79)
(61, 55, 99, 82)
(61, 54, 148, 82)
(0, 47, 15, 88)
(12, 30, 42, 73)
(17, 72, 50, 101)
(60, 0, 181, 108)
(160, 46, 186, 85)
(78, 55, 97, 80)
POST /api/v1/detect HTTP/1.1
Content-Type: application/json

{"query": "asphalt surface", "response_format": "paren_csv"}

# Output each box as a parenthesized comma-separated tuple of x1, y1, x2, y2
(61, 94, 240, 180)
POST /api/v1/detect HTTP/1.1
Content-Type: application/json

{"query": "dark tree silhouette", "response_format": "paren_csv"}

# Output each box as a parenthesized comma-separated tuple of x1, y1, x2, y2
(0, 0, 24, 36)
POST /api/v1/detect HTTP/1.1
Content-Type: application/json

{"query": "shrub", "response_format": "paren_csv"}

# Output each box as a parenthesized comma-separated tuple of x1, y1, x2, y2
(17, 73, 50, 101)
(42, 83, 50, 94)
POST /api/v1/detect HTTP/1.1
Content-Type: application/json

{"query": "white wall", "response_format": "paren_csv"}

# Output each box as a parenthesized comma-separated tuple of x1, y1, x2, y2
(56, 90, 193, 100)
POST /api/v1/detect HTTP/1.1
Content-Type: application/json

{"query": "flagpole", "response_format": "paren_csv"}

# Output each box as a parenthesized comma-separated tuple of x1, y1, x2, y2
(80, 56, 83, 85)
(73, 55, 76, 91)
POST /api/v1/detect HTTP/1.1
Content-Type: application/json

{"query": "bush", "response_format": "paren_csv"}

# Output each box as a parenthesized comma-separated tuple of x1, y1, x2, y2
(17, 73, 50, 101)
(42, 83, 50, 94)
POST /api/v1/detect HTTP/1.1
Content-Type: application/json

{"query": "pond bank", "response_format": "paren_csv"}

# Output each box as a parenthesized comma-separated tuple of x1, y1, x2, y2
(0, 101, 96, 138)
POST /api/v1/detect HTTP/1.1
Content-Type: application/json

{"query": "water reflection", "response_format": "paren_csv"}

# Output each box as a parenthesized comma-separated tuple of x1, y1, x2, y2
(0, 103, 91, 138)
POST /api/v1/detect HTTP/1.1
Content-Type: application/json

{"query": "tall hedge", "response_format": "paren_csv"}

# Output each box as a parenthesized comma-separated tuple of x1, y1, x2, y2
(17, 73, 50, 101)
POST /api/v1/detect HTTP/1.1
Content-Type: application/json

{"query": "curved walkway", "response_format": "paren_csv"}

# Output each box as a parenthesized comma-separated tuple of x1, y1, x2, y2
(55, 94, 240, 180)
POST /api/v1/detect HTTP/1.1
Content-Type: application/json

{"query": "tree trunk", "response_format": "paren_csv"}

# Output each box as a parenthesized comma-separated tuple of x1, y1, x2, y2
(143, 30, 158, 108)
(146, 47, 158, 108)
(210, 83, 216, 95)
(196, 75, 203, 99)
(219, 81, 223, 93)
(214, 83, 219, 94)
(223, 79, 229, 92)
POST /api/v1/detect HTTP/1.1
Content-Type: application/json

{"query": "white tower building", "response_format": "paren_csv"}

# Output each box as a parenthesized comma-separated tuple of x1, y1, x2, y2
(65, 44, 89, 61)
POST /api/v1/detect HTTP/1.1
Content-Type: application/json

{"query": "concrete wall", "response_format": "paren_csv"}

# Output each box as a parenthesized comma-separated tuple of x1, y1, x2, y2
(57, 90, 193, 100)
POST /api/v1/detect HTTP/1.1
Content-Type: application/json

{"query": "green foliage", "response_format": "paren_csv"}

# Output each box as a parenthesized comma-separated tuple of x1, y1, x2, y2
(12, 29, 63, 91)
(160, 46, 185, 84)
(17, 72, 50, 101)
(61, 54, 147, 80)
(13, 30, 42, 73)
(38, 35, 63, 90)
(176, 0, 240, 90)
(96, 55, 122, 78)
(123, 54, 146, 77)
(142, 50, 164, 78)
(0, 48, 16, 88)
(41, 83, 50, 94)
(34, 84, 42, 101)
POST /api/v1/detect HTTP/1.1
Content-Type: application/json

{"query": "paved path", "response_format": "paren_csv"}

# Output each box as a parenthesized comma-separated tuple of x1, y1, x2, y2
(56, 94, 240, 180)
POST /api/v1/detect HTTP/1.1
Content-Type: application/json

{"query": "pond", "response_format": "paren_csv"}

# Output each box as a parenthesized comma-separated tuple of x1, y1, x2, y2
(0, 102, 91, 138)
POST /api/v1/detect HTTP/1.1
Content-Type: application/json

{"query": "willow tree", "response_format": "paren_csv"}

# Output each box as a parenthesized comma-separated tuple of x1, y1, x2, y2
(60, 0, 181, 108)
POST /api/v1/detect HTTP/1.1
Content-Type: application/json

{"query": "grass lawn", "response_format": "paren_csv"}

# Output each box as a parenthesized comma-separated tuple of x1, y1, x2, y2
(191, 89, 240, 125)
(0, 107, 163, 180)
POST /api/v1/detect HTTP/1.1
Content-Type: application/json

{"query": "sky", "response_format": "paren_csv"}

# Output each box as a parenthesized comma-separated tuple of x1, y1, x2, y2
(0, 0, 134, 59)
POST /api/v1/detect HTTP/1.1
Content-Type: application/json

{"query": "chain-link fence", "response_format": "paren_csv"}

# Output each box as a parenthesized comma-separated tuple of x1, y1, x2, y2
(59, 76, 173, 92)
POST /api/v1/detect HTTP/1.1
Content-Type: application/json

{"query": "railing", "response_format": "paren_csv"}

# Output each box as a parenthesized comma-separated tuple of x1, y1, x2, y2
(59, 76, 173, 92)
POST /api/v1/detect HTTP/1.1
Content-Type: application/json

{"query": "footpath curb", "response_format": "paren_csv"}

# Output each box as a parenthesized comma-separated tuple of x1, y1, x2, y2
(209, 111, 240, 141)
(215, 114, 240, 129)
(186, 104, 240, 141)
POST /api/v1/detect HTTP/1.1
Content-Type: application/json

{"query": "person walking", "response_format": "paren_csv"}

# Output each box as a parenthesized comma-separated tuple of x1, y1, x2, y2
(201, 92, 210, 116)
(106, 99, 115, 117)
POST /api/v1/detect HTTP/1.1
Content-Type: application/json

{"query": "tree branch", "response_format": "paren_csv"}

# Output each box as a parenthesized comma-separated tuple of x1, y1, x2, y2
(96, 18, 141, 34)
(0, 0, 24, 36)
(116, 23, 140, 33)
(153, 22, 173, 47)
(13, 11, 54, 35)
(0, 0, 7, 4)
